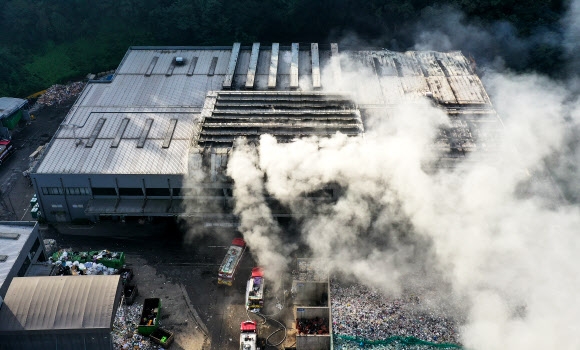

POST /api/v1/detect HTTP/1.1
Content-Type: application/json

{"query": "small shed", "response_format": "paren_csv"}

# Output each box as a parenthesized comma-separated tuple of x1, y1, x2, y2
(0, 97, 27, 130)
(0, 275, 122, 350)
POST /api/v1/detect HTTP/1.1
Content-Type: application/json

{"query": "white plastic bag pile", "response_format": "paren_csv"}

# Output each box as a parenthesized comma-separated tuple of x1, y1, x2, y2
(112, 303, 162, 350)
(52, 250, 119, 276)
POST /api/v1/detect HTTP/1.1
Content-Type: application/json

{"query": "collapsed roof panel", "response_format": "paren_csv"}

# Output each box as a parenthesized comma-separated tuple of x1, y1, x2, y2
(196, 91, 363, 147)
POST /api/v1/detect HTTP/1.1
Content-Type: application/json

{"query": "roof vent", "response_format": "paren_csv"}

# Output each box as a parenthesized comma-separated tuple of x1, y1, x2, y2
(174, 56, 185, 66)
(0, 255, 7, 262)
(0, 232, 20, 240)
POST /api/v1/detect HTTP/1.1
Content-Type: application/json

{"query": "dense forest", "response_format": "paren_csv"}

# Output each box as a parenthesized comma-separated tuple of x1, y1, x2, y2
(0, 0, 567, 97)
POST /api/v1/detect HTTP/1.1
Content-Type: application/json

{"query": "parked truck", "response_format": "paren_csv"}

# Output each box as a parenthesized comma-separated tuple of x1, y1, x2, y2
(0, 139, 15, 165)
(245, 267, 265, 313)
(240, 320, 258, 350)
(218, 238, 246, 286)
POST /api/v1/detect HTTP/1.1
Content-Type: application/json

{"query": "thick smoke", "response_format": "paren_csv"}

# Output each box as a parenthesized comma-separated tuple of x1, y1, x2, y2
(226, 138, 296, 289)
(413, 5, 562, 73)
(225, 3, 580, 350)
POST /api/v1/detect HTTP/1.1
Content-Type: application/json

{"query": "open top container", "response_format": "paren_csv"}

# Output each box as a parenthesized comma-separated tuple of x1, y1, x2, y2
(150, 328, 174, 348)
(138, 298, 161, 335)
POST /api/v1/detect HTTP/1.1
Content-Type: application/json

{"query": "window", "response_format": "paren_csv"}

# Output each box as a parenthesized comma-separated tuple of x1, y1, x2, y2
(42, 187, 63, 195)
(65, 187, 90, 195)
(92, 187, 117, 196)
(172, 188, 195, 196)
(146, 188, 170, 196)
(51, 204, 63, 208)
(72, 204, 84, 208)
(17, 256, 31, 277)
(204, 189, 224, 197)
(118, 188, 143, 196)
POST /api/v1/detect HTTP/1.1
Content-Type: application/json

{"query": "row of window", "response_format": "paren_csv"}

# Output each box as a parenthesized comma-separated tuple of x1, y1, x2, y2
(41, 187, 334, 198)
(41, 187, 228, 197)
(42, 187, 90, 195)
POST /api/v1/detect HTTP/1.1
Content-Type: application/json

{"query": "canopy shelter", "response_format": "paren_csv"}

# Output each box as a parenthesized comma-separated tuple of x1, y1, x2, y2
(0, 97, 27, 130)
(0, 275, 122, 350)
(0, 97, 26, 119)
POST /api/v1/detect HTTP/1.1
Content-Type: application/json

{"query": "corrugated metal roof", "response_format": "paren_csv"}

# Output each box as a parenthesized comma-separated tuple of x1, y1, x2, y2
(34, 45, 495, 175)
(0, 222, 36, 291)
(0, 275, 121, 332)
(36, 111, 199, 174)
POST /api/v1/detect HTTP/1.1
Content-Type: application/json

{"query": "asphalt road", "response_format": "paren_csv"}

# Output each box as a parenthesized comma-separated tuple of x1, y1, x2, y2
(0, 100, 70, 221)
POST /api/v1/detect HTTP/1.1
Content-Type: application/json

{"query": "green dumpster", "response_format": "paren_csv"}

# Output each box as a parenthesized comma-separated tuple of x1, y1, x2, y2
(98, 252, 125, 269)
(2, 110, 22, 130)
(31, 203, 39, 219)
(88, 250, 125, 268)
(138, 298, 161, 335)
(29, 195, 37, 208)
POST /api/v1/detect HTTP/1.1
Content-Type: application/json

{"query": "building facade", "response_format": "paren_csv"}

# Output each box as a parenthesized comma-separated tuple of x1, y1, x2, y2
(0, 221, 46, 298)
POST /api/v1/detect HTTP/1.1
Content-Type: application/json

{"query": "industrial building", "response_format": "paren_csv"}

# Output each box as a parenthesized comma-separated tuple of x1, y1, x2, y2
(0, 221, 46, 298)
(0, 275, 122, 350)
(30, 43, 500, 223)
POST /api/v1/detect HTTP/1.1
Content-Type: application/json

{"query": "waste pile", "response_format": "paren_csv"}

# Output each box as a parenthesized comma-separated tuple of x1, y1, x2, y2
(43, 239, 57, 256)
(331, 282, 460, 345)
(53, 259, 118, 276)
(297, 317, 329, 335)
(112, 303, 162, 350)
(35, 82, 85, 107)
(50, 248, 125, 276)
(292, 259, 329, 281)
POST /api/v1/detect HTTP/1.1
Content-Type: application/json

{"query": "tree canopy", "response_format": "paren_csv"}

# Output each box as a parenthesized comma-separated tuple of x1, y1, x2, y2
(0, 0, 566, 97)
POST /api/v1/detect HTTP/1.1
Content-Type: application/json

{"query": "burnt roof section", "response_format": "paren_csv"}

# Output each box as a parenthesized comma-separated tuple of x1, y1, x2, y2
(196, 91, 363, 147)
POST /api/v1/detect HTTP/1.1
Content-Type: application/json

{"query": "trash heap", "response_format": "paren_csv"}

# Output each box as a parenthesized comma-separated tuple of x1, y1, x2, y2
(35, 82, 85, 107)
(331, 282, 460, 345)
(50, 248, 125, 276)
(43, 239, 57, 256)
(293, 259, 329, 281)
(112, 303, 162, 350)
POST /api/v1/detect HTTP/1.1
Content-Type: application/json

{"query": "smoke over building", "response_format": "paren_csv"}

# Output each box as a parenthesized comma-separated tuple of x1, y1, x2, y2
(29, 38, 580, 349)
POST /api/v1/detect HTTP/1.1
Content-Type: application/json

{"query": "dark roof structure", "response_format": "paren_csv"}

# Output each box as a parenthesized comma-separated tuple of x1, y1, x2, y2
(197, 91, 362, 147)
(0, 275, 121, 333)
(0, 276, 122, 349)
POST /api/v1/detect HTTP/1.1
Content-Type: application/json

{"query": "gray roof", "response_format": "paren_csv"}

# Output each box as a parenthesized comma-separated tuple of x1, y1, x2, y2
(34, 44, 496, 175)
(0, 222, 37, 290)
(0, 275, 121, 333)
(36, 109, 198, 174)
(0, 97, 26, 119)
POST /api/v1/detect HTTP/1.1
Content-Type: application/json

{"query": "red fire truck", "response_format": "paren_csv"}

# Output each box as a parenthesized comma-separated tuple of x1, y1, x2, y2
(218, 238, 246, 286)
(245, 267, 264, 313)
(240, 320, 258, 350)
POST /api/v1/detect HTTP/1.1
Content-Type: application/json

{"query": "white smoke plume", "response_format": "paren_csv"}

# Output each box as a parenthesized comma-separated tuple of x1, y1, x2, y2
(412, 4, 563, 73)
(225, 6, 580, 350)
(226, 138, 296, 289)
